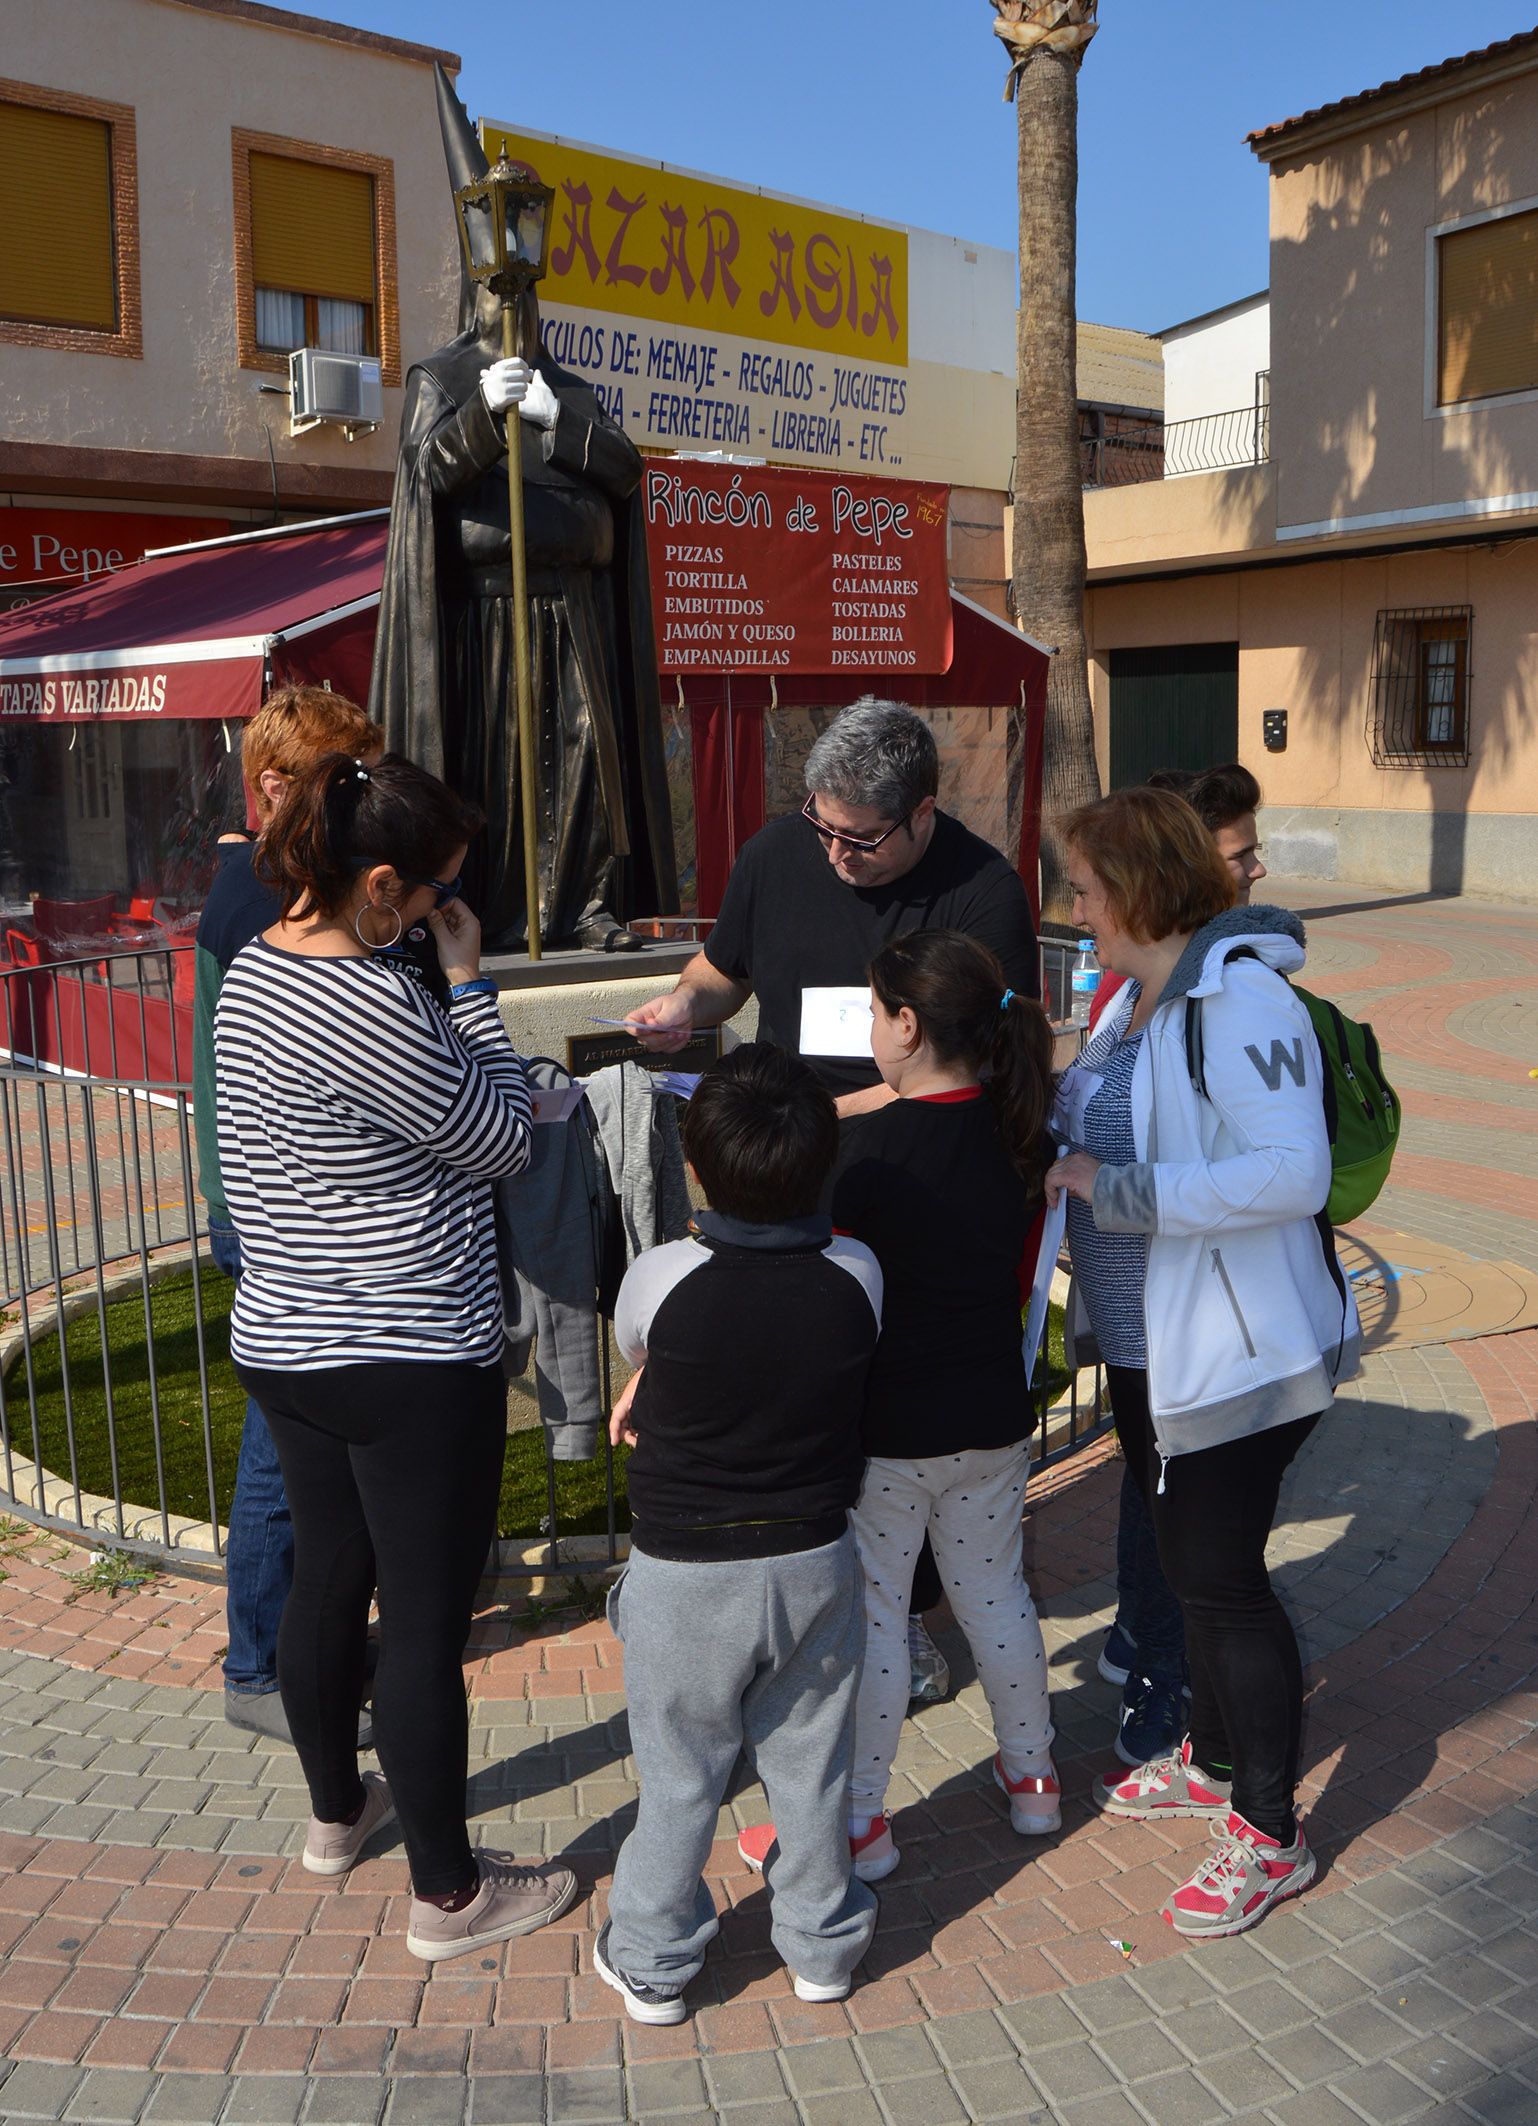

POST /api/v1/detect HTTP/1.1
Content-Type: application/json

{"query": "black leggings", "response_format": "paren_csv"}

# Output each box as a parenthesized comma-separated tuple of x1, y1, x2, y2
(236, 1358, 507, 1897)
(1108, 1365, 1318, 1844)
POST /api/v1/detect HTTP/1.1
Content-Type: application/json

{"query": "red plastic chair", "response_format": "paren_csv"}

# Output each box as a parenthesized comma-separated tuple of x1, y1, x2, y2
(4, 926, 43, 969)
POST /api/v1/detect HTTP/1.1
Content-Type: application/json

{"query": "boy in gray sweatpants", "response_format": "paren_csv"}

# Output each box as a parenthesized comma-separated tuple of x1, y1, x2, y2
(595, 1046, 884, 2024)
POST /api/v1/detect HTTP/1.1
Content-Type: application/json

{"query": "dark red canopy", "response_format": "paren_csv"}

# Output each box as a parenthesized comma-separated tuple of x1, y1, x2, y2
(0, 515, 387, 724)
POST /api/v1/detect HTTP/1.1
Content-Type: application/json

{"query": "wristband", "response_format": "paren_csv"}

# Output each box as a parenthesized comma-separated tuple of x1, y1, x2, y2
(449, 977, 497, 1002)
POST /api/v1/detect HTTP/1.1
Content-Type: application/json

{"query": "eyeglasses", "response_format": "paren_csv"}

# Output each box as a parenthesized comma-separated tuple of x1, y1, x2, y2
(403, 871, 463, 907)
(801, 794, 912, 854)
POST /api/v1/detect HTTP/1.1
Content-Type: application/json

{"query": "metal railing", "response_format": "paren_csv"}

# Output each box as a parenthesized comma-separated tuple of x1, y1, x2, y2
(0, 942, 1109, 1573)
(1084, 386, 1271, 489)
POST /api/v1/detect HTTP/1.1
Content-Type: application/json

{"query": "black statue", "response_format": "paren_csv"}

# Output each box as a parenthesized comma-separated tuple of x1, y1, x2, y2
(367, 68, 677, 952)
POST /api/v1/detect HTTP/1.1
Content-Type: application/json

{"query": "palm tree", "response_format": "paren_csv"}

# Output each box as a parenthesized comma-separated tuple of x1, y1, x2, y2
(991, 1, 1101, 918)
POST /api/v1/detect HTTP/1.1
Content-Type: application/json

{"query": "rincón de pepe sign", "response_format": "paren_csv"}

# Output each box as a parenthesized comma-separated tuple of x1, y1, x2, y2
(644, 460, 951, 675)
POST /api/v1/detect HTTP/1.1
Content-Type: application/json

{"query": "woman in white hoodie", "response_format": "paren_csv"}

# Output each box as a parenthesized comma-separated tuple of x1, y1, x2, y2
(1046, 787, 1358, 1940)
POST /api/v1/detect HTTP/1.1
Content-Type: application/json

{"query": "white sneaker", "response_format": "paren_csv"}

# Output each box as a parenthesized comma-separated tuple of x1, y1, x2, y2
(907, 1614, 950, 1703)
(792, 1971, 851, 2002)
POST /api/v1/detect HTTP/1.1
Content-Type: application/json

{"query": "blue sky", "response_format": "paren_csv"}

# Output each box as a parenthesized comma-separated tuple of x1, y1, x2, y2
(333, 2, 1537, 331)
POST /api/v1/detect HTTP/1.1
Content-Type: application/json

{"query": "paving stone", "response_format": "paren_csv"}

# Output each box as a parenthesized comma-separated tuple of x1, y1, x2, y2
(1259, 2022, 1360, 2086)
(380, 2084, 465, 2126)
(779, 2038, 865, 2096)
(1165, 2002, 1250, 2064)
(625, 2059, 709, 2114)
(61, 2070, 158, 2124)
(796, 2093, 884, 2126)
(1122, 2069, 1229, 2125)
(701, 2108, 797, 2126)
(143, 2081, 234, 2123)
(925, 2010, 1013, 2068)
(302, 2084, 388, 2126)
(1127, 1962, 1217, 2015)
(1393, 2033, 1497, 2101)
(1192, 2047, 1292, 2111)
(2, 2064, 90, 2119)
(1264, 2091, 1377, 2126)
(1051, 2093, 1145, 2126)
(869, 2076, 969, 2126)
(1322, 1998, 1419, 2065)
(1329, 2059, 1438, 2123)
(1022, 2040, 1117, 2103)
(994, 1993, 1087, 2049)
(846, 2032, 931, 2083)
(463, 2080, 542, 2125)
(1448, 2007, 1537, 2071)
(702, 2053, 791, 2107)
(1060, 1974, 1154, 2034)
(544, 2070, 627, 2125)
(223, 2080, 310, 2124)
(949, 2055, 1042, 2119)
(1458, 2071, 1538, 2124)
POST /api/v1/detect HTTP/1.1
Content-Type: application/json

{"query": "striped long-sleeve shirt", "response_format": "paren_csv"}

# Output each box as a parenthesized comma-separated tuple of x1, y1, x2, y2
(214, 938, 532, 1370)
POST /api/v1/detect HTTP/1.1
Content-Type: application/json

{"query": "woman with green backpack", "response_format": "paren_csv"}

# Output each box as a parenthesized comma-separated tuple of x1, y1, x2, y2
(1046, 786, 1363, 1940)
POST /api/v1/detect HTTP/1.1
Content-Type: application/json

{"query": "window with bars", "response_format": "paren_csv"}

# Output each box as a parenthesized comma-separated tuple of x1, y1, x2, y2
(1367, 607, 1472, 767)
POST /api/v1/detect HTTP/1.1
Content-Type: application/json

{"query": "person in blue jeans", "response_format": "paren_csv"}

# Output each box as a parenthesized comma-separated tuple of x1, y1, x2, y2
(193, 686, 385, 1740)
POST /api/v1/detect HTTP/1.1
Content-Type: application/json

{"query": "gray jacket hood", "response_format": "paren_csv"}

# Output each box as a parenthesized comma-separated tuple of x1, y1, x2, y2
(1153, 903, 1307, 1014)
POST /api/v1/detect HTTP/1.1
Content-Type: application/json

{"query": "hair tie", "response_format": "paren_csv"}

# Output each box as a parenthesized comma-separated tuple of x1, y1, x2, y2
(1000, 989, 1016, 1011)
(352, 759, 370, 782)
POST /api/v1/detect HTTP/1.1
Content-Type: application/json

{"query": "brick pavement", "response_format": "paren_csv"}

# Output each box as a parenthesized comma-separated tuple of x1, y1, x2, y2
(1, 882, 1536, 2123)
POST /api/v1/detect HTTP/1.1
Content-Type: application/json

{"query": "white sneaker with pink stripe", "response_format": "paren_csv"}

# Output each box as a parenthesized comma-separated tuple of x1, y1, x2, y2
(1163, 1810, 1316, 1938)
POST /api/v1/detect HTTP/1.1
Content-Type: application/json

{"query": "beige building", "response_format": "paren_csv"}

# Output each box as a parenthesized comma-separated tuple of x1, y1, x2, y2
(1083, 28, 1538, 900)
(1, 0, 460, 576)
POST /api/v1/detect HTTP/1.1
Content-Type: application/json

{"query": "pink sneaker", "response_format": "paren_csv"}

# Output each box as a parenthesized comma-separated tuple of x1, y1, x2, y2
(1163, 1810, 1316, 1938)
(1094, 1738, 1233, 1821)
(302, 1771, 394, 1877)
(992, 1754, 1061, 1835)
(737, 1814, 900, 1884)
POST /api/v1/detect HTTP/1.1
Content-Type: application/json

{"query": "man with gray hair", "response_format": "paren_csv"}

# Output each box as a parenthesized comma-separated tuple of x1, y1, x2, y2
(629, 700, 1038, 1117)
(629, 700, 1038, 1702)
(629, 705, 1042, 1700)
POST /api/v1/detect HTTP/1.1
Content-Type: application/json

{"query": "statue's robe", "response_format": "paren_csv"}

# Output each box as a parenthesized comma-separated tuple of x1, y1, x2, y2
(369, 330, 676, 947)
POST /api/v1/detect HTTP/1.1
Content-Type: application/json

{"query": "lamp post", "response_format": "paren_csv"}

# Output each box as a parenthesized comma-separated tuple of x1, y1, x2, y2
(453, 148, 555, 959)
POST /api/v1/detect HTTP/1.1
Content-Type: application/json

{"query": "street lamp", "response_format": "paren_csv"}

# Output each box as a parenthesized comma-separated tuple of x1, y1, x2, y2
(454, 148, 555, 959)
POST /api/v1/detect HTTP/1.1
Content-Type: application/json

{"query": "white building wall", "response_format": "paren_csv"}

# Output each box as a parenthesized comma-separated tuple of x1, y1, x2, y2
(1162, 296, 1271, 425)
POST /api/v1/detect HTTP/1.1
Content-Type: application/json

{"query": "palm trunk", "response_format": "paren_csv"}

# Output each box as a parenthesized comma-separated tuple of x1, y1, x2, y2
(1008, 23, 1101, 921)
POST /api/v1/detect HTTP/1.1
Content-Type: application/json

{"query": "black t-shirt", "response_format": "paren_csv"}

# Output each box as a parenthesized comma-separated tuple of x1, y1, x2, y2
(703, 810, 1039, 1095)
(833, 1091, 1041, 1459)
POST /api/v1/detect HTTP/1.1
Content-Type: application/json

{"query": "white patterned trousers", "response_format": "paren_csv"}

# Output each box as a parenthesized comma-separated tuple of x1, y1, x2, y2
(848, 1442, 1055, 1814)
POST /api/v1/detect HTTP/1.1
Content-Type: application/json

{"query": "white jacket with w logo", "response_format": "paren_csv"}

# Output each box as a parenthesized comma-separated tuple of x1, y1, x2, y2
(1060, 907, 1361, 1465)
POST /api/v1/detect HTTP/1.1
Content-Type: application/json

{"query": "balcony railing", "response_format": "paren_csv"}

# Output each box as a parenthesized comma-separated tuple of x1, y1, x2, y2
(1082, 382, 1271, 490)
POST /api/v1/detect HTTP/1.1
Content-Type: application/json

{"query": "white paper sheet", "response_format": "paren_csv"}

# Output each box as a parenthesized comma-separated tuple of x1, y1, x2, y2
(529, 1084, 587, 1124)
(798, 985, 874, 1059)
(1022, 1188, 1068, 1386)
(1049, 1064, 1101, 1147)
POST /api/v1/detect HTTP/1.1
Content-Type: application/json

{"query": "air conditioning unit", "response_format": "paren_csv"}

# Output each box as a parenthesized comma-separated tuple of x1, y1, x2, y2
(288, 348, 383, 440)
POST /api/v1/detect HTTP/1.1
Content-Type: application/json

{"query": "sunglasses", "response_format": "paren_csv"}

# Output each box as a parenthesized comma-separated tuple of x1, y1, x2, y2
(403, 871, 463, 908)
(801, 794, 913, 854)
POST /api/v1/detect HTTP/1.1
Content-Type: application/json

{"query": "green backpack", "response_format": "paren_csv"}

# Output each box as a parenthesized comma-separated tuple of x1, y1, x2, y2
(1185, 953, 1401, 1227)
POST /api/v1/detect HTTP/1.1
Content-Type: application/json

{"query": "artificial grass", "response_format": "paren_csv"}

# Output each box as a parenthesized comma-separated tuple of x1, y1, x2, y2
(11, 1269, 1068, 1542)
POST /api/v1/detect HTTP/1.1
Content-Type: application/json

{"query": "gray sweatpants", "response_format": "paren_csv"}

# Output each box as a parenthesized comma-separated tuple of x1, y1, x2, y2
(605, 1534, 877, 1991)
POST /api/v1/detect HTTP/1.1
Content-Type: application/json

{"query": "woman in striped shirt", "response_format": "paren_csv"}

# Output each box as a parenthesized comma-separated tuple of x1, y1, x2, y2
(215, 752, 576, 1962)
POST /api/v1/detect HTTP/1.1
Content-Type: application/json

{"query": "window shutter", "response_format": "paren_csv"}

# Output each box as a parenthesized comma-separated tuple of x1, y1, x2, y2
(1439, 209, 1538, 405)
(249, 152, 376, 305)
(0, 102, 116, 330)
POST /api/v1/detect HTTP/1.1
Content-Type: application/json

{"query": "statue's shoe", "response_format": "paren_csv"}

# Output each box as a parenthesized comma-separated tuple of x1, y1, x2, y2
(574, 910, 647, 953)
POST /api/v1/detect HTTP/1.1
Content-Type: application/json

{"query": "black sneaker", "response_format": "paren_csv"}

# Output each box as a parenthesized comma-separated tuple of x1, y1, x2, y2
(1097, 1620, 1138, 1686)
(593, 1921, 689, 2025)
(1115, 1674, 1185, 1767)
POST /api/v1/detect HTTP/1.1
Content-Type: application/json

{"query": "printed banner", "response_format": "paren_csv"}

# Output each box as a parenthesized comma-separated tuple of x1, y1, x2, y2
(0, 510, 227, 605)
(483, 123, 914, 474)
(644, 461, 951, 674)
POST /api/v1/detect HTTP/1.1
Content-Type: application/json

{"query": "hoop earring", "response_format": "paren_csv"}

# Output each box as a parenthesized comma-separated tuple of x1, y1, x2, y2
(355, 904, 404, 950)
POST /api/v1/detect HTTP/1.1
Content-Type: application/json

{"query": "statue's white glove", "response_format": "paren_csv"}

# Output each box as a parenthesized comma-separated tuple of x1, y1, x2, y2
(518, 367, 560, 431)
(479, 357, 531, 414)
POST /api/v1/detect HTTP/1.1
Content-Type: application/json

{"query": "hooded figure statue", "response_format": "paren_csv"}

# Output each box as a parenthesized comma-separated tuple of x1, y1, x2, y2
(367, 66, 677, 951)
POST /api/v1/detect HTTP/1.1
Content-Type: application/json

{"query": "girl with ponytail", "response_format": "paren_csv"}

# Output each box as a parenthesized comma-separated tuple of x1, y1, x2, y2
(737, 929, 1060, 1888)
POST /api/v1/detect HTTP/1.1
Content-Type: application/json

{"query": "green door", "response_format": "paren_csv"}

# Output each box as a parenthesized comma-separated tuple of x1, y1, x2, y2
(1108, 643, 1239, 789)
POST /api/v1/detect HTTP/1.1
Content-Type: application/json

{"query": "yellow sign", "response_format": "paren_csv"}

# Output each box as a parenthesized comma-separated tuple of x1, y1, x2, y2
(482, 125, 909, 367)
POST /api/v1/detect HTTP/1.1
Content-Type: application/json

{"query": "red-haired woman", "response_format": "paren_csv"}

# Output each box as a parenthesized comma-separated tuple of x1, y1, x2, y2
(1046, 787, 1358, 1939)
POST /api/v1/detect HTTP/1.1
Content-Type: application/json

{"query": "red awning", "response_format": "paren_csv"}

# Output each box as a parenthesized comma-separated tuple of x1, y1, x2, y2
(0, 514, 388, 723)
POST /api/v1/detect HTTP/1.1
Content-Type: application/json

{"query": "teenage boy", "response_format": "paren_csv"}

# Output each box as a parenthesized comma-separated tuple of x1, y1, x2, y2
(593, 1045, 883, 2024)
(193, 686, 384, 1742)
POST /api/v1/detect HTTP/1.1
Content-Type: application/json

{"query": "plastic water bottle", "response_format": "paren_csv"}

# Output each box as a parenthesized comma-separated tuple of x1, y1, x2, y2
(1069, 940, 1100, 1026)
